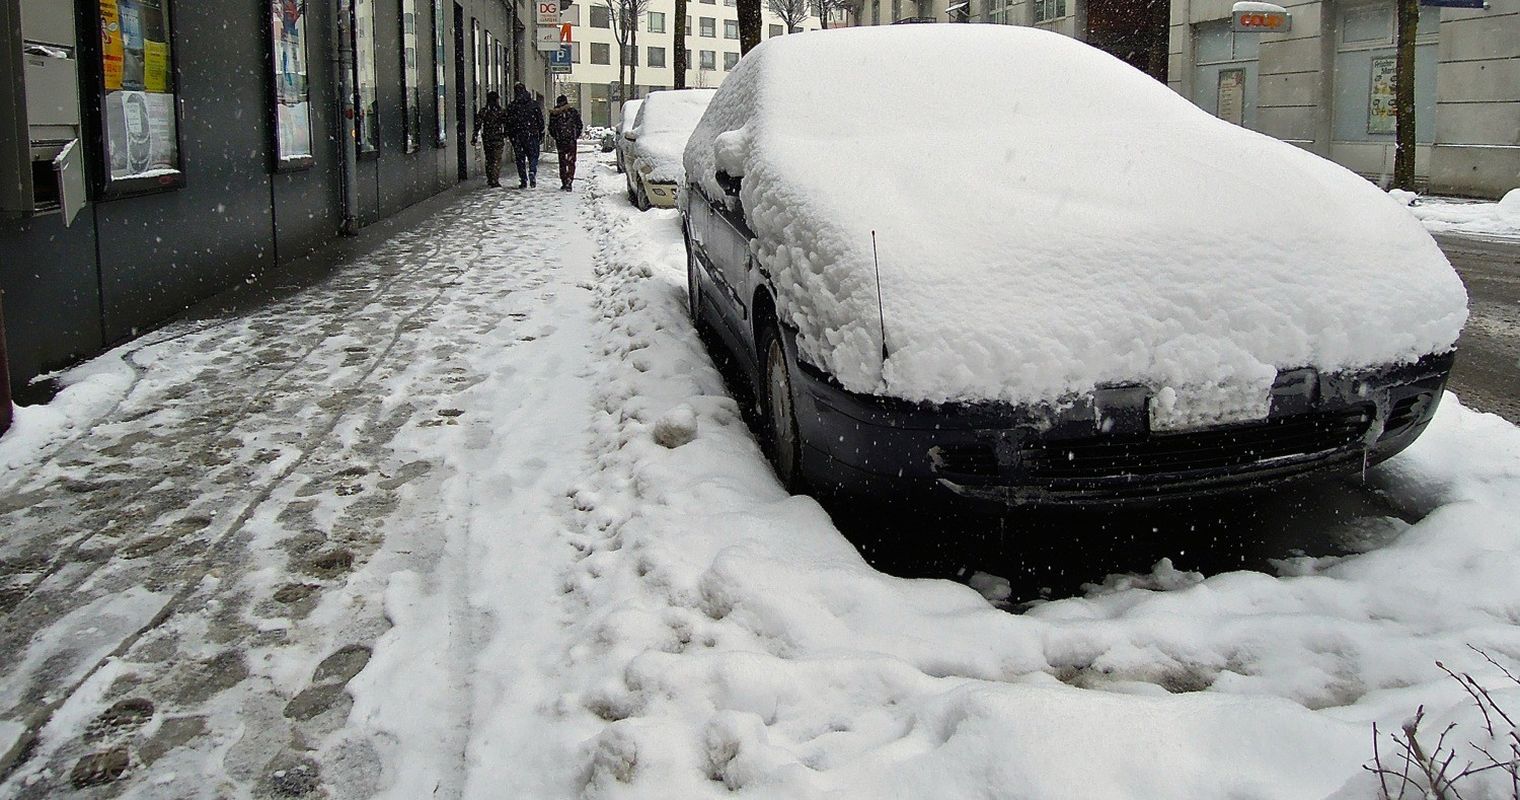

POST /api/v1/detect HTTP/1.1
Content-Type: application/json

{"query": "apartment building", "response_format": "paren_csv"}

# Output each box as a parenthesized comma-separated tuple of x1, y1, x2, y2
(558, 0, 837, 126)
(846, 0, 1518, 198)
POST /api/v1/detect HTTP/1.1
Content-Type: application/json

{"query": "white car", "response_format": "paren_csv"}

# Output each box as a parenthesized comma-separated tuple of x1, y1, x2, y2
(613, 99, 642, 173)
(681, 25, 1468, 505)
(624, 89, 715, 210)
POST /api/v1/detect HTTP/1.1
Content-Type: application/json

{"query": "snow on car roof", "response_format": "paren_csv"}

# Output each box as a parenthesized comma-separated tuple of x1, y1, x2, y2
(684, 25, 1467, 426)
(617, 99, 643, 133)
(631, 89, 715, 184)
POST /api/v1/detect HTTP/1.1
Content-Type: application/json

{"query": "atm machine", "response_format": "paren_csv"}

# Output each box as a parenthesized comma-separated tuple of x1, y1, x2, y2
(1, 0, 87, 228)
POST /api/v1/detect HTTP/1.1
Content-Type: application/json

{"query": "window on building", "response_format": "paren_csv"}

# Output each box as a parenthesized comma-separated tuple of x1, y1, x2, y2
(684, 48, 692, 66)
(1032, 0, 1066, 22)
(700, 16, 716, 36)
(891, 0, 901, 20)
(700, 49, 716, 69)
(648, 46, 666, 67)
(723, 51, 739, 70)
(724, 0, 735, 6)
(724, 19, 738, 38)
(769, 23, 782, 36)
(591, 42, 611, 63)
(872, 0, 880, 23)
(685, 15, 692, 33)
(562, 3, 582, 24)
(648, 11, 666, 31)
(590, 5, 610, 27)
(985, 0, 1015, 24)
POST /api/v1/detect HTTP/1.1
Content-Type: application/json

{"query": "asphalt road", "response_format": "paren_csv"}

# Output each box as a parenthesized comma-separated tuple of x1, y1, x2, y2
(1436, 233, 1520, 424)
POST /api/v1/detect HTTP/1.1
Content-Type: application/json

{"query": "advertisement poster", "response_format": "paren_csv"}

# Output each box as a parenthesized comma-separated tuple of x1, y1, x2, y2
(99, 0, 181, 182)
(272, 0, 314, 165)
(1216, 69, 1245, 127)
(1368, 55, 1396, 135)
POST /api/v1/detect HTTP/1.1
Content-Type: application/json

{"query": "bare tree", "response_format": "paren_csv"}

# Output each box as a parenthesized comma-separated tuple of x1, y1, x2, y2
(812, 0, 849, 28)
(605, 0, 652, 102)
(737, 0, 762, 53)
(674, 0, 687, 87)
(769, 0, 811, 33)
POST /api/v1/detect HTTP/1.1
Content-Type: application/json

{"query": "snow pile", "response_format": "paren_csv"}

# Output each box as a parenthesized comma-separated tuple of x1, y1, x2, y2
(1390, 187, 1520, 239)
(556, 168, 1520, 799)
(684, 25, 1467, 427)
(630, 90, 715, 184)
(617, 99, 643, 135)
(0, 355, 135, 488)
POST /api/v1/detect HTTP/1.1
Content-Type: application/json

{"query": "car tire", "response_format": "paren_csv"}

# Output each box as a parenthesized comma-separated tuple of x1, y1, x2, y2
(685, 230, 703, 325)
(758, 322, 806, 493)
(626, 176, 637, 204)
(635, 180, 651, 212)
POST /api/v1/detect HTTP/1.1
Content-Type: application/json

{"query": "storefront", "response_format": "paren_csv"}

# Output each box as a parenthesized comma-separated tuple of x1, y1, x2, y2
(0, 0, 551, 398)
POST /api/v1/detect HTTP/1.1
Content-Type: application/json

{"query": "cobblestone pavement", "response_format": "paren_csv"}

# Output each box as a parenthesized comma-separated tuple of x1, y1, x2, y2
(0, 176, 586, 798)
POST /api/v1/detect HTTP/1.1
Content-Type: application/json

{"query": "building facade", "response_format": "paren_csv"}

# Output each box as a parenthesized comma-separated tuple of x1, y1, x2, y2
(556, 1, 839, 126)
(847, 0, 1518, 198)
(1, 0, 552, 399)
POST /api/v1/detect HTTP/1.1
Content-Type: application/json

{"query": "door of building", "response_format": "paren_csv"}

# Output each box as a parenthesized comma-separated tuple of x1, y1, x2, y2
(1192, 20, 1259, 129)
(1331, 2, 1438, 179)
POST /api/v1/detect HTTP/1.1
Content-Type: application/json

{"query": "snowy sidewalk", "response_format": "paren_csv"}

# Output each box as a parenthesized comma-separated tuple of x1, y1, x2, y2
(1, 156, 1519, 800)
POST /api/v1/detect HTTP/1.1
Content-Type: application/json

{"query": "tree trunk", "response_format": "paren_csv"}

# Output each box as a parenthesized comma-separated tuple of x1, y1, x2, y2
(1392, 0, 1418, 191)
(737, 0, 762, 53)
(674, 0, 687, 87)
(630, 24, 639, 98)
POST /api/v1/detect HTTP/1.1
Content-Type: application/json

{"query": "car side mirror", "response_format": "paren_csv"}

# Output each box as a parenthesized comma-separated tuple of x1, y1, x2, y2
(716, 169, 742, 196)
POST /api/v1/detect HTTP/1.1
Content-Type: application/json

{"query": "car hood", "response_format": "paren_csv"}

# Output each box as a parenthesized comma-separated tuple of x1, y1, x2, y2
(685, 26, 1468, 428)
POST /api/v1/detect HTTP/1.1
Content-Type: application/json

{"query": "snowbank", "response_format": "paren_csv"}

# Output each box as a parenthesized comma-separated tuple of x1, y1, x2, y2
(566, 168, 1520, 799)
(631, 90, 714, 184)
(1390, 187, 1520, 239)
(685, 25, 1467, 426)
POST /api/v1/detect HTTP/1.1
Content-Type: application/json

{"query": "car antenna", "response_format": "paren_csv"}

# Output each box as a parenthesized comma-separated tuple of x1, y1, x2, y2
(871, 231, 889, 367)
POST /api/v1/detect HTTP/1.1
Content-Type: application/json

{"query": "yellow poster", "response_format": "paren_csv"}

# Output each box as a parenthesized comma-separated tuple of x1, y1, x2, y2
(101, 0, 123, 91)
(144, 40, 169, 92)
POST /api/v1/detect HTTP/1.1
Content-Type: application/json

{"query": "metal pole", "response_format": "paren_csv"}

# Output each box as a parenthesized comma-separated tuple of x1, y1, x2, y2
(333, 0, 360, 235)
(0, 293, 12, 436)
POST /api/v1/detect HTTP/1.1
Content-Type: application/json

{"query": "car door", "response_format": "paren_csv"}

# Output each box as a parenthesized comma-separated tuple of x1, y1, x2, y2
(705, 195, 758, 356)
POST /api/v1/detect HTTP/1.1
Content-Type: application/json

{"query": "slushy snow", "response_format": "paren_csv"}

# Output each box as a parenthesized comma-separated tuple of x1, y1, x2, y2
(685, 25, 1468, 429)
(1391, 187, 1520, 240)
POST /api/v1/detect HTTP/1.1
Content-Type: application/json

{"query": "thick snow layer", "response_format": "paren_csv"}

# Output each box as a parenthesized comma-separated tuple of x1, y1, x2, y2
(685, 25, 1468, 424)
(1391, 187, 1520, 239)
(617, 99, 643, 135)
(631, 89, 715, 185)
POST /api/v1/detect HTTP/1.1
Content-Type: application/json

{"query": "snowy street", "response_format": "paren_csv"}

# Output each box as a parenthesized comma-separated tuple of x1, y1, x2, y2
(2, 153, 1519, 799)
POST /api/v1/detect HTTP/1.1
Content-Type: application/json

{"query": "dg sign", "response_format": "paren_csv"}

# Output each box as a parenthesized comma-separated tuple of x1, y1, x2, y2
(537, 1, 560, 25)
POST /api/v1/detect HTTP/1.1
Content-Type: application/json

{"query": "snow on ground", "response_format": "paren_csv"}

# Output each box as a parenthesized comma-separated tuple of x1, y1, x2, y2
(0, 153, 1517, 799)
(1392, 187, 1520, 240)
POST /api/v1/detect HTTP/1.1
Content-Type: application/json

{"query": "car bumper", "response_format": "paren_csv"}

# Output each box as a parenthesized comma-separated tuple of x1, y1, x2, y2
(791, 352, 1455, 507)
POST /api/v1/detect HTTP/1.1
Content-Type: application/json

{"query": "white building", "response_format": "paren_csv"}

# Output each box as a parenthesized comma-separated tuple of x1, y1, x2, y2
(558, 1, 839, 125)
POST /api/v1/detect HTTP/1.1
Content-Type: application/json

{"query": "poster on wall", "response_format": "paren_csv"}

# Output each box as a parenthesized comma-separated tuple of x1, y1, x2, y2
(97, 0, 183, 191)
(1368, 56, 1396, 135)
(1216, 69, 1245, 127)
(354, 0, 380, 152)
(401, 0, 421, 153)
(271, 0, 314, 168)
(434, 0, 447, 145)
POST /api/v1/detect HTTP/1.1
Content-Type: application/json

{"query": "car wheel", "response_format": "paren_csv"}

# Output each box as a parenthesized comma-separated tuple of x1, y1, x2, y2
(626, 176, 637, 204)
(759, 323, 805, 492)
(635, 180, 651, 212)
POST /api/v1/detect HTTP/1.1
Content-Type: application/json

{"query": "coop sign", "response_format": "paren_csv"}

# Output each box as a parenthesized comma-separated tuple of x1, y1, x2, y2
(1231, 1, 1292, 32)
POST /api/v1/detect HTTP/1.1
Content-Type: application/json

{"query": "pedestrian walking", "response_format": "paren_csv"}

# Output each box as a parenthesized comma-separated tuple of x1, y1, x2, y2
(506, 83, 545, 189)
(471, 91, 509, 188)
(548, 95, 584, 192)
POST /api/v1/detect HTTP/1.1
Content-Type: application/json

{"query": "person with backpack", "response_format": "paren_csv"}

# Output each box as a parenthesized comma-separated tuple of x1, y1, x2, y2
(548, 95, 585, 192)
(505, 83, 545, 189)
(470, 91, 509, 188)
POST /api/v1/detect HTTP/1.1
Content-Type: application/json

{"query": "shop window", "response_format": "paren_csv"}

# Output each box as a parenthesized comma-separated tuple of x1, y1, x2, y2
(433, 0, 447, 146)
(270, 0, 315, 169)
(86, 0, 185, 195)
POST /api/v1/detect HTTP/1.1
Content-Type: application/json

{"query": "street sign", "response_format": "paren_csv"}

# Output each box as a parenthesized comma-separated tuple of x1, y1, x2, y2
(535, 26, 561, 50)
(536, 1, 560, 25)
(1231, 1, 1291, 32)
(559, 23, 573, 42)
(549, 45, 572, 74)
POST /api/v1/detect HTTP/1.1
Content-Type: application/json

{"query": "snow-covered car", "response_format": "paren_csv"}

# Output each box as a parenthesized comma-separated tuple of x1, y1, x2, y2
(625, 89, 715, 210)
(681, 25, 1468, 506)
(613, 100, 642, 173)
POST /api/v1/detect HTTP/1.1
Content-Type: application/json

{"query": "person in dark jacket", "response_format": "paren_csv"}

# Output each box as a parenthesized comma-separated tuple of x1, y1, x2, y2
(471, 91, 509, 188)
(505, 83, 545, 188)
(547, 95, 584, 192)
